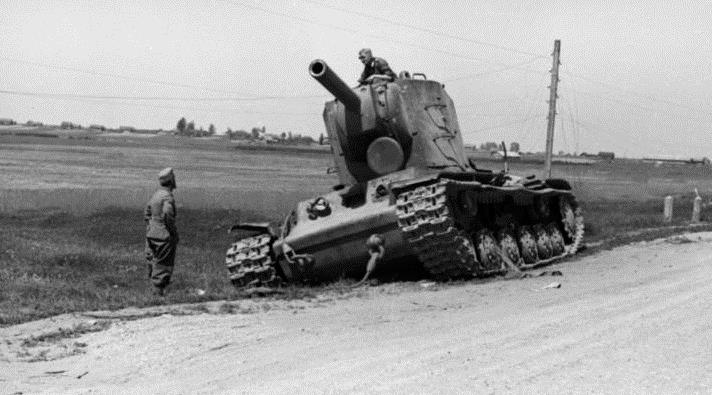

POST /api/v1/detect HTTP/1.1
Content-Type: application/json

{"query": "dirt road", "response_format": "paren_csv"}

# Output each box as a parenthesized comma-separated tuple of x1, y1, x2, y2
(2, 233, 712, 394)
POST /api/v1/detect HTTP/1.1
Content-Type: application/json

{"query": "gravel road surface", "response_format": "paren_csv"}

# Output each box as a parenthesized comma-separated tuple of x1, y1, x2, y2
(2, 233, 711, 394)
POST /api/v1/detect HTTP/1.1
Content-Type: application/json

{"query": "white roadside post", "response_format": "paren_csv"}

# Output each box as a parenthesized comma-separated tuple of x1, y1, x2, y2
(692, 190, 702, 223)
(663, 196, 673, 223)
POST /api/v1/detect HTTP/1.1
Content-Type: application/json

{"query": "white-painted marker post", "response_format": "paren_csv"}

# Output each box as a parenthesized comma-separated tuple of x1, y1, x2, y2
(663, 196, 673, 223)
(692, 195, 702, 223)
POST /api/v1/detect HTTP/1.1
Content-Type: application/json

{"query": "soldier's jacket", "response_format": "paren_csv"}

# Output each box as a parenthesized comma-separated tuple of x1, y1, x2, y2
(144, 187, 178, 240)
(359, 57, 397, 84)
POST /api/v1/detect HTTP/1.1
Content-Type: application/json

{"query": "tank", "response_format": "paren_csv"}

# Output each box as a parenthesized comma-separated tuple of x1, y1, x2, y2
(225, 59, 584, 288)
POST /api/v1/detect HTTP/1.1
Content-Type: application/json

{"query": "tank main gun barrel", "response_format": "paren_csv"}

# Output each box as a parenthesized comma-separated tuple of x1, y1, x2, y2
(309, 59, 361, 114)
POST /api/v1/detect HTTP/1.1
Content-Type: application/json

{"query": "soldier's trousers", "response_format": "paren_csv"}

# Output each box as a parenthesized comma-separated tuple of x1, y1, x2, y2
(145, 237, 177, 290)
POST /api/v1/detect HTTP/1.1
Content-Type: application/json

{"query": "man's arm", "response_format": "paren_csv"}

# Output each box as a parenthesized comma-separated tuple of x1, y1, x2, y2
(374, 58, 396, 80)
(144, 203, 151, 224)
(162, 196, 178, 237)
(358, 67, 369, 85)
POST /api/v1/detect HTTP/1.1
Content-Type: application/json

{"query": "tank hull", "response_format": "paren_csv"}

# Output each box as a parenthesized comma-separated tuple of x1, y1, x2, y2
(226, 167, 583, 287)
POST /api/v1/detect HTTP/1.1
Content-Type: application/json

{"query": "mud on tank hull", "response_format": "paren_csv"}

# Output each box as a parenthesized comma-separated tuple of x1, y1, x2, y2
(225, 167, 584, 287)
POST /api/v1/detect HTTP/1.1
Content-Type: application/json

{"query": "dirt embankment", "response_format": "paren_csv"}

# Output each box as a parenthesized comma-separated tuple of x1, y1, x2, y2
(2, 233, 712, 394)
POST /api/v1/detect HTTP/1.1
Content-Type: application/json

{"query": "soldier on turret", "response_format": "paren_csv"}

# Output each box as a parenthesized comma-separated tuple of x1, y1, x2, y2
(357, 48, 396, 86)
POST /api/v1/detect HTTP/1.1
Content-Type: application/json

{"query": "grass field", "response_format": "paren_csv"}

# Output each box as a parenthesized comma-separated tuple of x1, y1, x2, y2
(1, 134, 711, 325)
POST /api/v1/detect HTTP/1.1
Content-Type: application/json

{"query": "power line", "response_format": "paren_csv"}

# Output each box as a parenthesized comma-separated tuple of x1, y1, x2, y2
(224, 0, 487, 64)
(0, 57, 254, 96)
(468, 114, 546, 133)
(303, 0, 547, 58)
(443, 56, 547, 83)
(223, 0, 544, 72)
(0, 57, 325, 99)
(562, 70, 712, 117)
(569, 88, 712, 123)
(0, 90, 315, 116)
(558, 111, 642, 148)
(0, 88, 327, 102)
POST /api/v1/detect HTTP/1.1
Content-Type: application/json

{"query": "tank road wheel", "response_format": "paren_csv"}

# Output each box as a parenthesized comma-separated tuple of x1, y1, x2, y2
(547, 223, 565, 256)
(517, 226, 538, 264)
(225, 234, 277, 288)
(533, 224, 553, 260)
(475, 230, 503, 273)
(497, 230, 522, 267)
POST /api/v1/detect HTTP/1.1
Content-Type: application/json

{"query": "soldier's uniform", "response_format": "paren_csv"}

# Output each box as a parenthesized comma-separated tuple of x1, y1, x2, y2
(358, 57, 397, 85)
(144, 168, 179, 295)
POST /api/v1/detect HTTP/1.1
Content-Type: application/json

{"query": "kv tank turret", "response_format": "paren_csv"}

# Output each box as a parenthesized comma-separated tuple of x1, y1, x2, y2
(225, 60, 584, 287)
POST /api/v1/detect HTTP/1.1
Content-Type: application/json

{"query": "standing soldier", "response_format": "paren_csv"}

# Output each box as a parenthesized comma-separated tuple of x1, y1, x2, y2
(357, 48, 397, 86)
(144, 167, 179, 296)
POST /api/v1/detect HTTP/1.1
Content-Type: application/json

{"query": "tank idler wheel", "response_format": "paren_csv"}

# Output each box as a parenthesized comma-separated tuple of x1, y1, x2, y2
(547, 223, 565, 256)
(497, 230, 522, 267)
(517, 226, 538, 264)
(533, 224, 553, 259)
(475, 230, 503, 272)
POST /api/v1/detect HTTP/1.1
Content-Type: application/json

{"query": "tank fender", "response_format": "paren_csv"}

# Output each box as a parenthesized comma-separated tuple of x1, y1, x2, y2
(544, 178, 572, 190)
(228, 222, 276, 237)
(389, 173, 441, 194)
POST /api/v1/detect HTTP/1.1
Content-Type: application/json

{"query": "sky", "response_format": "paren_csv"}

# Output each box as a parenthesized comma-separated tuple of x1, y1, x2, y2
(1, 0, 711, 157)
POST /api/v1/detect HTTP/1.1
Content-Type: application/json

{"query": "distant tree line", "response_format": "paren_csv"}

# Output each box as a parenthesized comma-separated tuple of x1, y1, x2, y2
(175, 117, 216, 137)
(60, 121, 82, 129)
(476, 141, 520, 152)
(174, 117, 317, 145)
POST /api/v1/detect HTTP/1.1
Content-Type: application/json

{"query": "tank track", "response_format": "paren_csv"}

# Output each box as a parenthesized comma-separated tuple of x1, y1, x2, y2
(395, 181, 479, 279)
(395, 179, 584, 279)
(225, 234, 280, 288)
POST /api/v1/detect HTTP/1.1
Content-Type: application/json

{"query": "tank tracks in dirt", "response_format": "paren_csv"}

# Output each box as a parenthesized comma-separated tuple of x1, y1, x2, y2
(394, 179, 584, 279)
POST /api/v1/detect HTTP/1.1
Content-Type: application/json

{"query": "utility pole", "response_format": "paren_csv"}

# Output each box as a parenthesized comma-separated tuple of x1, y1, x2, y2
(544, 39, 561, 179)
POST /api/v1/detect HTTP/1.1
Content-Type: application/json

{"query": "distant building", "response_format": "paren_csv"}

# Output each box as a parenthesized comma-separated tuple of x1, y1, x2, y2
(89, 124, 106, 131)
(490, 150, 521, 160)
(119, 126, 136, 132)
(598, 151, 615, 160)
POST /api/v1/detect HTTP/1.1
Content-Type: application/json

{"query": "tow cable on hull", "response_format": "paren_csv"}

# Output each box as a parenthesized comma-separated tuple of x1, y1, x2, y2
(353, 234, 385, 287)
